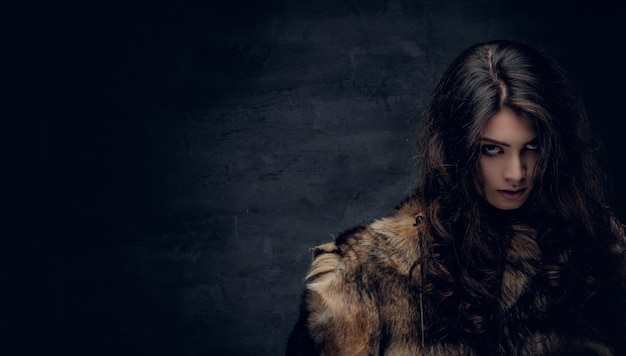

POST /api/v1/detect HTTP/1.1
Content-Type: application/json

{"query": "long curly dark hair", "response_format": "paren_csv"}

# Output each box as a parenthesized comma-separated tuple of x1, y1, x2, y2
(414, 39, 621, 344)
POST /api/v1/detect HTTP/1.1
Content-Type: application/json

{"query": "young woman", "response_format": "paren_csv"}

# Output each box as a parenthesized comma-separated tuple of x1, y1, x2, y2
(286, 40, 626, 355)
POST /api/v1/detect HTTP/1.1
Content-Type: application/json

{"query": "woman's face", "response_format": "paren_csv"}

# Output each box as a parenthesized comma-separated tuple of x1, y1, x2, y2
(479, 108, 538, 210)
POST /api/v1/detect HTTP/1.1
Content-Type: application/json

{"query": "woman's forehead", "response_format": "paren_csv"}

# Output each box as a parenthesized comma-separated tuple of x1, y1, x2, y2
(481, 108, 537, 145)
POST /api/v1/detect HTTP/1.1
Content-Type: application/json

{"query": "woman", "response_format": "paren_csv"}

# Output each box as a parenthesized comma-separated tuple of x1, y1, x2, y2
(286, 40, 626, 355)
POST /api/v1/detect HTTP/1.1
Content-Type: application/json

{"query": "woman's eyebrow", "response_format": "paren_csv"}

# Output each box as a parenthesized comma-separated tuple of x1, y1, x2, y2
(481, 136, 538, 147)
(481, 137, 509, 147)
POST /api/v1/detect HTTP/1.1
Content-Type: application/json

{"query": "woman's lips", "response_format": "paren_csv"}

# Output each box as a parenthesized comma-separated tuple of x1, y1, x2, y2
(498, 188, 527, 200)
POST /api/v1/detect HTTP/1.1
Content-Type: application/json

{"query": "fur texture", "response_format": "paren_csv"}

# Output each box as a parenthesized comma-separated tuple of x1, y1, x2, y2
(286, 198, 626, 355)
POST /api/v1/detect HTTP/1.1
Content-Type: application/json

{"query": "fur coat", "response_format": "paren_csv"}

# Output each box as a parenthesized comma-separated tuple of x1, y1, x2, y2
(286, 197, 626, 355)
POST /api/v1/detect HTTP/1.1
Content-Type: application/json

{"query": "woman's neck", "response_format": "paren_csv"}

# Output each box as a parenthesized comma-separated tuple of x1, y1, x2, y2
(480, 199, 528, 226)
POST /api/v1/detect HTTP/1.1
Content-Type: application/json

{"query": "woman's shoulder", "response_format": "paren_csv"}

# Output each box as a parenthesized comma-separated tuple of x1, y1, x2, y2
(305, 196, 425, 285)
(290, 197, 426, 354)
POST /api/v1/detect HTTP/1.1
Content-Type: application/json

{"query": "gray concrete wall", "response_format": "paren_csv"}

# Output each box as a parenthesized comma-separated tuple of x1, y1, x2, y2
(2, 0, 625, 355)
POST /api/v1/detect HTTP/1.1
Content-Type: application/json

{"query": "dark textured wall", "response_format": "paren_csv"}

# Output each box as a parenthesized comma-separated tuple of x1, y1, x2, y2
(2, 0, 625, 355)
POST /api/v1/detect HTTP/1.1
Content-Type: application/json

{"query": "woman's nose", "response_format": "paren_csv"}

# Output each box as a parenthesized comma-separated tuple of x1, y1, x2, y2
(503, 154, 526, 182)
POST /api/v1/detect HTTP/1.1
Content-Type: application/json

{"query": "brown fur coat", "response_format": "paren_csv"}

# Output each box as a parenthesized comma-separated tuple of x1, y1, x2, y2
(286, 198, 626, 355)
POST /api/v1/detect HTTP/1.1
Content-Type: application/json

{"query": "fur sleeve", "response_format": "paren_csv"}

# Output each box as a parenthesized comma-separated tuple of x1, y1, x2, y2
(286, 199, 424, 355)
(286, 233, 378, 355)
(295, 231, 381, 356)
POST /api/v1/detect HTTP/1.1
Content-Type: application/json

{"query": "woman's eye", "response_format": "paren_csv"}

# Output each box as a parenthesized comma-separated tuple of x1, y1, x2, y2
(524, 141, 539, 150)
(481, 145, 502, 156)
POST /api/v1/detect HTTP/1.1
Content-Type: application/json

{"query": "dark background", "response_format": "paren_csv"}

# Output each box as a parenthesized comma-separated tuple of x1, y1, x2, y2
(2, 0, 625, 355)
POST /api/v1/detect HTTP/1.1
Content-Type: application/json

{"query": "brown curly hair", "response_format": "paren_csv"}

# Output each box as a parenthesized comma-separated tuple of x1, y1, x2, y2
(414, 39, 620, 345)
